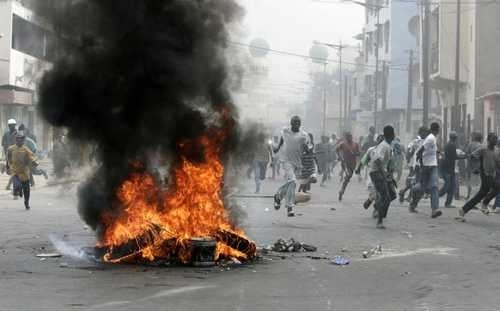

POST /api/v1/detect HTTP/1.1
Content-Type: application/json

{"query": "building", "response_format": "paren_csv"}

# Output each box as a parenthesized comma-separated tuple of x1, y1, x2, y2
(0, 0, 52, 154)
(354, 0, 428, 140)
(425, 0, 500, 139)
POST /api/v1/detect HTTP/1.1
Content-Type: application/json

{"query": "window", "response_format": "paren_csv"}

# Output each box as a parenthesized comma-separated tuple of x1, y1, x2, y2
(12, 14, 54, 61)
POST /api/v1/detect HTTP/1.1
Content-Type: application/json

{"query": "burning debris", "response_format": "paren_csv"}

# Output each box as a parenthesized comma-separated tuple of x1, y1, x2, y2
(37, 0, 257, 265)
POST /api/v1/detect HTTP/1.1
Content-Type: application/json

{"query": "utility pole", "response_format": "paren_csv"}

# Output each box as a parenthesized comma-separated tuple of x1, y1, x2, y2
(453, 0, 461, 131)
(344, 75, 348, 131)
(381, 61, 387, 112)
(322, 62, 328, 135)
(422, 0, 431, 127)
(314, 40, 348, 135)
(348, 83, 352, 130)
(406, 49, 414, 133)
(373, 8, 381, 131)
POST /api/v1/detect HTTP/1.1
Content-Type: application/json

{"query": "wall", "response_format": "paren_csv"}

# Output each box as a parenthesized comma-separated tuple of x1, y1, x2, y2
(0, 0, 12, 86)
(388, 1, 418, 110)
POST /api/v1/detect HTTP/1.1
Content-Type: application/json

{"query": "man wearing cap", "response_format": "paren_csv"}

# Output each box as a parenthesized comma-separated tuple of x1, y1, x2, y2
(7, 131, 39, 210)
(2, 119, 17, 158)
(2, 119, 17, 190)
(439, 131, 467, 208)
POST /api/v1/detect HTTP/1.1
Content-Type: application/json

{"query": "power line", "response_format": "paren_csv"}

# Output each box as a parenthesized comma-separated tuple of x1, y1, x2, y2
(228, 41, 409, 72)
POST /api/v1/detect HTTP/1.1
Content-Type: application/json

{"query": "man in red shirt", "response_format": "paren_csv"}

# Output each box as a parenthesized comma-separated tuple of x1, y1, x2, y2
(336, 132, 360, 201)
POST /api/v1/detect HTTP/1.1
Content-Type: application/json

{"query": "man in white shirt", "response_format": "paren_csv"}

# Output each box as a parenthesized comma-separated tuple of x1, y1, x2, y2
(410, 122, 442, 218)
(273, 116, 310, 217)
(399, 127, 427, 205)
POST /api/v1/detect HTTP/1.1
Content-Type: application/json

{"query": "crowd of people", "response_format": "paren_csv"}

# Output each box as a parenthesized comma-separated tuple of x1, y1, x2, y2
(247, 116, 500, 229)
(1, 119, 78, 210)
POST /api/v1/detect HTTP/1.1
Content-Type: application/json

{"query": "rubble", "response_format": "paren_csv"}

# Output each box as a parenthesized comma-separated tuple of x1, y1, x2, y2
(362, 245, 382, 259)
(267, 238, 317, 253)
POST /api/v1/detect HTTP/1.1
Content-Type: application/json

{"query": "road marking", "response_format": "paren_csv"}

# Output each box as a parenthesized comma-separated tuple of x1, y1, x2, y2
(362, 247, 457, 261)
(85, 285, 215, 310)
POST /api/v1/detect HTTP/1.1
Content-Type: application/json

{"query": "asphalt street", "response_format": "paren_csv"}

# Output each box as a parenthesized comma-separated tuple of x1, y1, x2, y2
(1, 171, 500, 311)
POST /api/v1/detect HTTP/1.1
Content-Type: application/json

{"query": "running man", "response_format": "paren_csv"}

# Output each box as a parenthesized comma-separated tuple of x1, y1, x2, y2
(273, 116, 310, 217)
(369, 125, 396, 229)
(336, 132, 360, 201)
(457, 133, 500, 221)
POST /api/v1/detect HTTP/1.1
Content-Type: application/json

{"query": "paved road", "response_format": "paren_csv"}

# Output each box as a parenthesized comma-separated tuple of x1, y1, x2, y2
(0, 172, 500, 311)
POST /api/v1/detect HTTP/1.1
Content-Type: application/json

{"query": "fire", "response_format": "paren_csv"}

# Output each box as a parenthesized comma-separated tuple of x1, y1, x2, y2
(98, 127, 256, 264)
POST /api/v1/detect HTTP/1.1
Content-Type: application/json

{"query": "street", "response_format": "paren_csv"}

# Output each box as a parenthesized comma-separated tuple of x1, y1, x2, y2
(1, 172, 500, 311)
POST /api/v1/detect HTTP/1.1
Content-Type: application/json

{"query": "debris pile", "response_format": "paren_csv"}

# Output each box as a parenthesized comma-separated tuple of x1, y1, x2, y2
(267, 238, 317, 253)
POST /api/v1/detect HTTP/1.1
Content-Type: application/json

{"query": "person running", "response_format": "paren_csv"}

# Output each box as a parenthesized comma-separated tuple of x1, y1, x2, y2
(2, 119, 17, 190)
(465, 132, 483, 200)
(356, 134, 384, 211)
(6, 131, 39, 210)
(273, 116, 310, 217)
(298, 133, 317, 193)
(2, 119, 17, 157)
(457, 133, 500, 221)
(438, 131, 467, 208)
(270, 136, 282, 180)
(329, 134, 338, 179)
(391, 137, 405, 184)
(399, 127, 427, 204)
(410, 122, 442, 218)
(315, 135, 331, 186)
(369, 125, 396, 229)
(336, 132, 360, 201)
(360, 126, 377, 182)
(253, 133, 271, 194)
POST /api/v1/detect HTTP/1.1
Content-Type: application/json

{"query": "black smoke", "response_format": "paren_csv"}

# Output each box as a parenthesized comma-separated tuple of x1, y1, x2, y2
(37, 0, 244, 230)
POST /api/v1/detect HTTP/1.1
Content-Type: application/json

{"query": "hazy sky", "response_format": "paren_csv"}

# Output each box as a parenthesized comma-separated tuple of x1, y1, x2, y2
(240, 0, 364, 56)
(232, 0, 365, 124)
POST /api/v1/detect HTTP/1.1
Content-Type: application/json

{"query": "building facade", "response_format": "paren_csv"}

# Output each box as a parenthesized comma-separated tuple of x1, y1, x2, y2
(0, 0, 52, 155)
(354, 0, 424, 140)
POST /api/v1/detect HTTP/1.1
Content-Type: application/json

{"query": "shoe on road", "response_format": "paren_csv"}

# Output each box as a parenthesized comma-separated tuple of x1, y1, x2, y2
(488, 206, 497, 214)
(455, 206, 466, 222)
(431, 209, 442, 218)
(376, 220, 386, 229)
(338, 191, 343, 202)
(287, 206, 295, 217)
(363, 199, 373, 210)
(408, 205, 418, 213)
(399, 191, 405, 203)
(479, 205, 490, 215)
(273, 194, 281, 210)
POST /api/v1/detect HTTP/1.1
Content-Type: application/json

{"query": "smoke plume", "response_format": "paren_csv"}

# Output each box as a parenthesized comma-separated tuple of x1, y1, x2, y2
(38, 0, 244, 230)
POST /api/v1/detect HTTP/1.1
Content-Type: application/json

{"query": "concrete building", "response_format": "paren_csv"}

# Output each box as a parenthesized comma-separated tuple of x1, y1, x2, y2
(0, 0, 52, 154)
(355, 0, 424, 139)
(474, 2, 500, 135)
(425, 0, 500, 139)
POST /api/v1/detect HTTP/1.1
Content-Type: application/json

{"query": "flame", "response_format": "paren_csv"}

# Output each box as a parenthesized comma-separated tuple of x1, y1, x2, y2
(98, 126, 255, 264)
